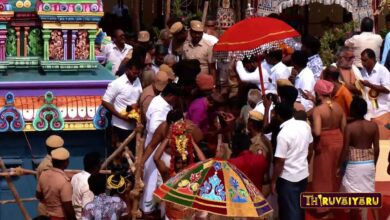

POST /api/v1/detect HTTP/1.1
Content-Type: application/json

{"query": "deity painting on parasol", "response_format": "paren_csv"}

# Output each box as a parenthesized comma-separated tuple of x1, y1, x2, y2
(154, 158, 273, 218)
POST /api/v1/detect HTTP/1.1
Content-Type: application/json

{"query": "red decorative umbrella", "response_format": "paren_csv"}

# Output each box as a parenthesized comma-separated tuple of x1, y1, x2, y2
(213, 17, 300, 95)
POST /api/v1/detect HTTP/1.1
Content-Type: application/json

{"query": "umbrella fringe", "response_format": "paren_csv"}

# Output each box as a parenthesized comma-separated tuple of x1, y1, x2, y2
(214, 37, 301, 61)
(154, 191, 274, 218)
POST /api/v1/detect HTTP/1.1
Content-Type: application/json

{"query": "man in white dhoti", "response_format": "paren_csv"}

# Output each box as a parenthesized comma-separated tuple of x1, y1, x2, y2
(338, 96, 380, 220)
(140, 83, 181, 215)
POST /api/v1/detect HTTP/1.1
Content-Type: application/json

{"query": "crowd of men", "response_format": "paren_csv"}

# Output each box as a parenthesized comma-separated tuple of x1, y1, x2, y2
(33, 15, 390, 220)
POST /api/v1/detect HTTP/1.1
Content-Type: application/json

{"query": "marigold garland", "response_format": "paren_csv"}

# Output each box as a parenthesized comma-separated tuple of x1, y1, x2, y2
(169, 119, 194, 175)
(120, 108, 141, 123)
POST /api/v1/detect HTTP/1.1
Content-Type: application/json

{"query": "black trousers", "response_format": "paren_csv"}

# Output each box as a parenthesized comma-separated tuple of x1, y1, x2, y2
(277, 177, 308, 220)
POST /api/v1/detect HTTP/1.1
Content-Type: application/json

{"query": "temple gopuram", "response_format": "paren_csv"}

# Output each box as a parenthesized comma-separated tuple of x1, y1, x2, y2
(0, 1, 112, 218)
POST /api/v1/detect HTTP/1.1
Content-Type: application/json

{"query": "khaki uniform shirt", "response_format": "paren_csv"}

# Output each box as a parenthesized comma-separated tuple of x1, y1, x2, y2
(37, 155, 53, 216)
(37, 168, 73, 218)
(37, 155, 52, 178)
(183, 38, 213, 73)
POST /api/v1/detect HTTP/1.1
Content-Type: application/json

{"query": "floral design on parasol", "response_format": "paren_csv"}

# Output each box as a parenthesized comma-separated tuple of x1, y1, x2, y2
(154, 158, 273, 217)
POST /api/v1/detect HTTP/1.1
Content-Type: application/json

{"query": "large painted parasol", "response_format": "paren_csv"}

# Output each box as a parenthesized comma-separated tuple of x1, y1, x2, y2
(213, 17, 300, 95)
(154, 158, 273, 218)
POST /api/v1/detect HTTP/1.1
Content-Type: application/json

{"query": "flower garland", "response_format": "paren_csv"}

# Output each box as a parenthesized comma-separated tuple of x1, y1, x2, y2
(120, 107, 141, 123)
(169, 119, 194, 175)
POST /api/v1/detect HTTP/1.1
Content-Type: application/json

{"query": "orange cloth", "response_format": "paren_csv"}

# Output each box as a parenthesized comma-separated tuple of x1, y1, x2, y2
(371, 112, 390, 140)
(339, 68, 357, 85)
(333, 85, 353, 117)
(312, 129, 343, 212)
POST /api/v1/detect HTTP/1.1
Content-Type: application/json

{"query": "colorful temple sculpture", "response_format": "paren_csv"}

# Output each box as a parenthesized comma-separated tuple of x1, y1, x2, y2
(0, 0, 112, 218)
(37, 0, 103, 71)
(0, 0, 111, 132)
(2, 0, 42, 69)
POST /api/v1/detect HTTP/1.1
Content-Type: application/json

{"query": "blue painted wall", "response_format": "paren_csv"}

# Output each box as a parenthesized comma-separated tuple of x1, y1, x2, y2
(0, 130, 111, 220)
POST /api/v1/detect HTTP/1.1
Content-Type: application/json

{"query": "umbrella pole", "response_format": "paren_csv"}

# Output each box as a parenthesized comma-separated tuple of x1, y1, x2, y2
(257, 56, 266, 96)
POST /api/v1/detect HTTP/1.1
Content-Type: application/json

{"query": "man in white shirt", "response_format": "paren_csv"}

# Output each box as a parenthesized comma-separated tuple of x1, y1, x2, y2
(345, 17, 383, 69)
(101, 29, 133, 75)
(235, 57, 272, 94)
(271, 103, 313, 220)
(71, 152, 101, 219)
(360, 48, 390, 139)
(265, 49, 291, 92)
(141, 83, 181, 215)
(202, 32, 218, 46)
(291, 51, 316, 112)
(102, 60, 143, 152)
(301, 35, 324, 81)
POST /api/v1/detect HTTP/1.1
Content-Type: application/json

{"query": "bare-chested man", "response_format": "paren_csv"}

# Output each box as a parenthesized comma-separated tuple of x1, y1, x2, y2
(310, 79, 346, 218)
(322, 66, 353, 117)
(338, 96, 379, 220)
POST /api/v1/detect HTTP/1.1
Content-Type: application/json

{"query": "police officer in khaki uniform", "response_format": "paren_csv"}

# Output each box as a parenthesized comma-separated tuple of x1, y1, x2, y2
(37, 135, 64, 178)
(36, 135, 64, 216)
(183, 20, 216, 77)
(169, 21, 189, 61)
(36, 148, 76, 220)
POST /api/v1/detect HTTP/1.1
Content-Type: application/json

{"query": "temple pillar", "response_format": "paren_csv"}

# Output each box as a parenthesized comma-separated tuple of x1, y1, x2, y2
(42, 29, 51, 61)
(62, 30, 68, 60)
(0, 30, 7, 61)
(24, 27, 30, 57)
(15, 27, 20, 57)
(88, 29, 97, 61)
(71, 30, 77, 60)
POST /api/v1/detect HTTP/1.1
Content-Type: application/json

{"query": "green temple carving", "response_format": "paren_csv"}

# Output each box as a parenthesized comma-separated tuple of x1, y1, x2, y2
(6, 28, 17, 57)
(32, 91, 65, 131)
(27, 28, 43, 56)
